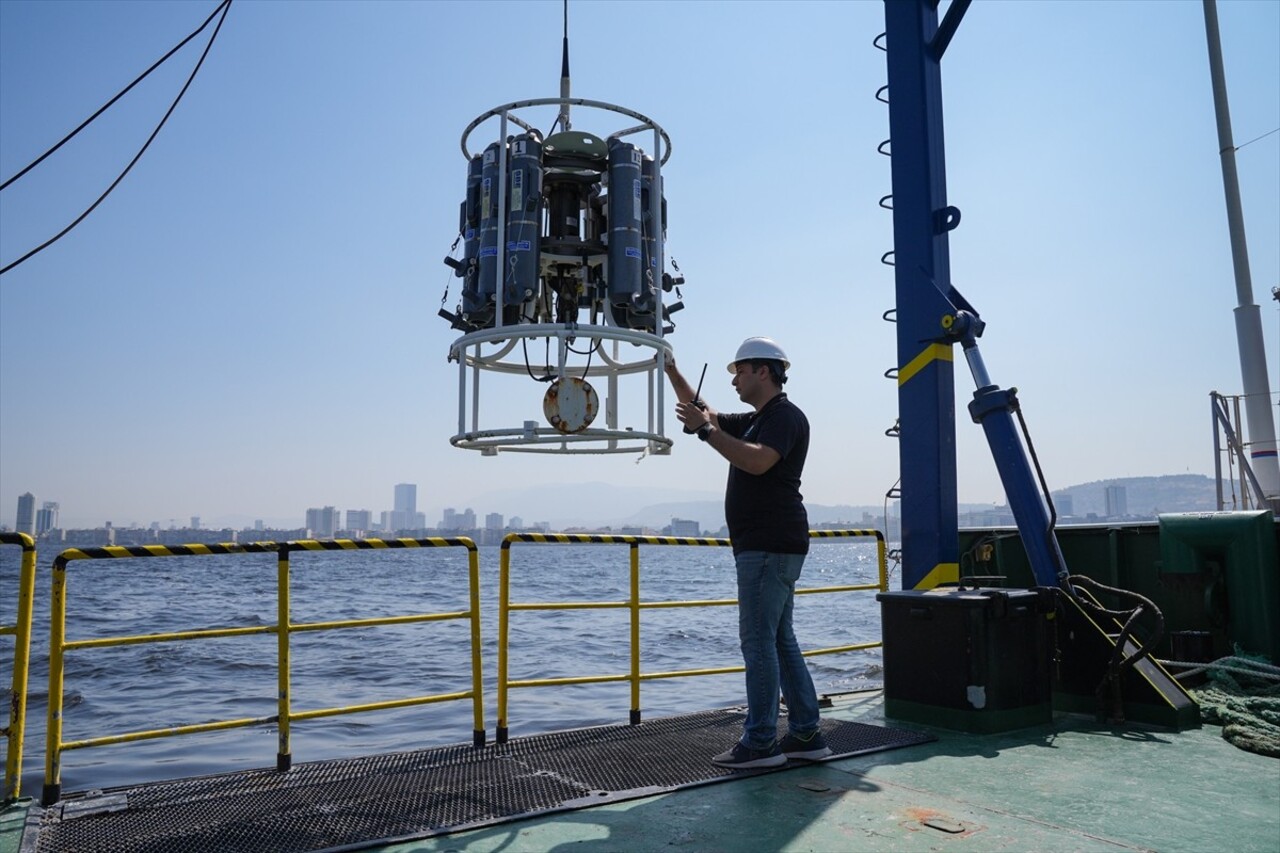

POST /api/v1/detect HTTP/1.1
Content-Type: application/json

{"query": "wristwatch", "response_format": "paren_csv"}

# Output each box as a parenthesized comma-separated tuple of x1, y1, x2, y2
(696, 422, 713, 442)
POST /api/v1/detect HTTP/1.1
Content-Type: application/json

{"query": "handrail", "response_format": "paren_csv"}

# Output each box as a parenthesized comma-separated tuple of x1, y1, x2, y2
(1, 532, 36, 804)
(1211, 391, 1269, 510)
(496, 529, 887, 743)
(42, 537, 482, 805)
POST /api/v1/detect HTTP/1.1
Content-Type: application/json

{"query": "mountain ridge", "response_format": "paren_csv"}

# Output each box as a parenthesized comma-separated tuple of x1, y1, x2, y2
(439, 474, 1220, 532)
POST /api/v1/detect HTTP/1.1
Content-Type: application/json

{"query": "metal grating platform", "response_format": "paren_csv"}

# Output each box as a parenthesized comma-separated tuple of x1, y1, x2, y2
(33, 709, 935, 853)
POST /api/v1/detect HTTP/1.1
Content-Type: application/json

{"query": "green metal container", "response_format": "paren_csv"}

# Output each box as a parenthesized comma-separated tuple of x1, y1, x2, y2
(1158, 511, 1279, 663)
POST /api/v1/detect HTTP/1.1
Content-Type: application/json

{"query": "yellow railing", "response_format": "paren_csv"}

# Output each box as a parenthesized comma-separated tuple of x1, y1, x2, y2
(1, 532, 37, 804)
(496, 529, 887, 743)
(42, 537, 482, 805)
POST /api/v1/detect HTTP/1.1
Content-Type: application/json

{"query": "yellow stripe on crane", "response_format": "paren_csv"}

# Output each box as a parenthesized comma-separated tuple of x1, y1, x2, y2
(897, 343, 952, 386)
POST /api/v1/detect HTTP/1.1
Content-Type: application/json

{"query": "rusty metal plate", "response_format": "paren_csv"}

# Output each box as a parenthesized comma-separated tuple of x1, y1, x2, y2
(543, 377, 598, 434)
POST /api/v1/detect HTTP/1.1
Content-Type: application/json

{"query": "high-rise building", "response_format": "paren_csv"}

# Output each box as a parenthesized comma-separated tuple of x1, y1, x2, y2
(305, 506, 339, 537)
(394, 484, 416, 513)
(485, 512, 504, 531)
(191, 516, 201, 530)
(36, 501, 60, 535)
(15, 493, 35, 535)
(460, 508, 476, 530)
(1104, 485, 1127, 518)
(391, 484, 418, 531)
(441, 508, 458, 530)
(346, 509, 372, 532)
(509, 516, 523, 529)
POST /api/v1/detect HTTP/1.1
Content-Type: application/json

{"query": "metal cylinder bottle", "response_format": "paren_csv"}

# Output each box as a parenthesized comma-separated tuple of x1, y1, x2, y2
(460, 154, 485, 318)
(477, 141, 504, 312)
(606, 138, 643, 308)
(638, 153, 665, 325)
(505, 134, 543, 307)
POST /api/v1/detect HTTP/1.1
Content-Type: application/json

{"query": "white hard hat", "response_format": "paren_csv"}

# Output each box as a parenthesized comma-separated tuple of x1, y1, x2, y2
(727, 337, 790, 372)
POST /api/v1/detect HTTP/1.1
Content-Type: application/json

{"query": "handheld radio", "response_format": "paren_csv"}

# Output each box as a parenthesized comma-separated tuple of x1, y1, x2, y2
(682, 363, 708, 433)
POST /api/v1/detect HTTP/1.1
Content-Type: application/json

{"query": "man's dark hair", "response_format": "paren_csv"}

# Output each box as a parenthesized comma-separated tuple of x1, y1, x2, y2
(744, 358, 788, 386)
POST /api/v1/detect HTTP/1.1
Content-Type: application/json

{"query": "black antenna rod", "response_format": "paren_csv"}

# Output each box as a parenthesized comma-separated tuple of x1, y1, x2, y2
(682, 363, 708, 434)
(557, 0, 571, 132)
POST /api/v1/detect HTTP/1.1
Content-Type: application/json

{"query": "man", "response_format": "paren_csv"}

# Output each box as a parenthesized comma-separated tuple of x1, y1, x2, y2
(663, 337, 831, 769)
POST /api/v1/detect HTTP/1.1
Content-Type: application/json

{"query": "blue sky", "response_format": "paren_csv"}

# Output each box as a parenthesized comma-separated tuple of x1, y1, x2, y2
(1, 0, 1277, 529)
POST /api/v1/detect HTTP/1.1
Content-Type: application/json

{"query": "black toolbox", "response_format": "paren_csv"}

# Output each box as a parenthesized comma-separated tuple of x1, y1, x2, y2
(876, 586, 1054, 733)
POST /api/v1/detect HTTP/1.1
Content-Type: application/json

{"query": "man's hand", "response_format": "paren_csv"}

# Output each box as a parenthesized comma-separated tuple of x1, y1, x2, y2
(662, 351, 700, 405)
(675, 399, 714, 432)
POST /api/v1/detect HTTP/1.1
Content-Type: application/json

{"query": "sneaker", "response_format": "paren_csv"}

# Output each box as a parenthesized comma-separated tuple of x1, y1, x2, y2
(711, 741, 786, 769)
(779, 730, 832, 760)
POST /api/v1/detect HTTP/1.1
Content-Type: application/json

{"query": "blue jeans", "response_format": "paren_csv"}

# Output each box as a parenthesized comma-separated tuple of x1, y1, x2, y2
(735, 550, 821, 749)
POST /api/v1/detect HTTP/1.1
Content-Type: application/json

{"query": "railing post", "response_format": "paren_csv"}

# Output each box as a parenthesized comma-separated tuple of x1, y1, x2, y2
(466, 544, 486, 748)
(276, 545, 292, 772)
(629, 542, 641, 725)
(2, 534, 36, 804)
(497, 537, 512, 744)
(877, 533, 888, 592)
(42, 556, 69, 805)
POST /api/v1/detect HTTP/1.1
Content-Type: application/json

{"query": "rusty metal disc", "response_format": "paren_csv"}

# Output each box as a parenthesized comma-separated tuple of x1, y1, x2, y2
(543, 377, 598, 434)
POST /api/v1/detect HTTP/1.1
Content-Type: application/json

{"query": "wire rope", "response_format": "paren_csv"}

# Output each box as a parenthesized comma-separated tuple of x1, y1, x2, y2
(1162, 656, 1280, 681)
(0, 0, 231, 193)
(1234, 126, 1279, 151)
(0, 0, 233, 276)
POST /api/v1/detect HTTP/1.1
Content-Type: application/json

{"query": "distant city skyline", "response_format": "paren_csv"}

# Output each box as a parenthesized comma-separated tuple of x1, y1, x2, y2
(4, 476, 1223, 555)
(7, 480, 564, 537)
(10, 477, 1228, 542)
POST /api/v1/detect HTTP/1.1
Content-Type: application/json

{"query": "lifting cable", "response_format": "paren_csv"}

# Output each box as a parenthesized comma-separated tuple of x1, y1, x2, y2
(0, 0, 233, 277)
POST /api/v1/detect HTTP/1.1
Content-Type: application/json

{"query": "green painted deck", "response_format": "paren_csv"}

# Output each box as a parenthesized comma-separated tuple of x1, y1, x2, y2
(3, 688, 1277, 852)
(378, 690, 1280, 853)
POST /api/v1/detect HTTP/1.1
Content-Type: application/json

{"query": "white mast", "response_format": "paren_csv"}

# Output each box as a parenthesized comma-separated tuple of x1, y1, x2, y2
(1202, 0, 1280, 511)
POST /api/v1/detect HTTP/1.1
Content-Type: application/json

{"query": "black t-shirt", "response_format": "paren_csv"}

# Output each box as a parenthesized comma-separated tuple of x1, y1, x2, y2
(717, 392, 809, 555)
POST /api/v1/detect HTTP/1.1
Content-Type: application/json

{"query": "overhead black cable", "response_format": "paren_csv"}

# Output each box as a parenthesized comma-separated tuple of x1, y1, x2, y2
(0, 0, 231, 192)
(0, 0, 232, 277)
(1234, 126, 1279, 151)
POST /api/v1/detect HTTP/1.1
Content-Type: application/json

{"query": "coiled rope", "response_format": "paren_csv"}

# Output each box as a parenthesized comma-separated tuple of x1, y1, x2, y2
(1162, 655, 1280, 759)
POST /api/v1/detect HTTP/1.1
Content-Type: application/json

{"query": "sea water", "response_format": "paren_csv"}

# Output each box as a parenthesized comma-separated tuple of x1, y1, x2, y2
(1, 539, 889, 796)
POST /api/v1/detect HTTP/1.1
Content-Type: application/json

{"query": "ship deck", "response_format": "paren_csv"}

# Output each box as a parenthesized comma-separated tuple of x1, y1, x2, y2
(4, 687, 1277, 853)
(385, 689, 1279, 853)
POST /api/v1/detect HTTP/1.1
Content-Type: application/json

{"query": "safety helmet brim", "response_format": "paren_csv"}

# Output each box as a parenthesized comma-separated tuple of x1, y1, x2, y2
(727, 337, 790, 373)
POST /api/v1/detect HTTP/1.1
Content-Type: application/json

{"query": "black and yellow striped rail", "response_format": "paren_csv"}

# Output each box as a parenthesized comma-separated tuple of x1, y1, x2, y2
(496, 529, 888, 743)
(501, 532, 729, 548)
(42, 537, 482, 805)
(1, 531, 36, 804)
(50, 536, 477, 565)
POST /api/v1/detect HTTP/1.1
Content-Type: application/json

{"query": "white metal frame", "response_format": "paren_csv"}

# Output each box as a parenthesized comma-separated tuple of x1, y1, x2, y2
(447, 98, 674, 456)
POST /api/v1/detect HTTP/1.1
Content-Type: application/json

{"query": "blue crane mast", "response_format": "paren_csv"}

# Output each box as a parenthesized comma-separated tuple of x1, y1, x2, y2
(881, 0, 1068, 590)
